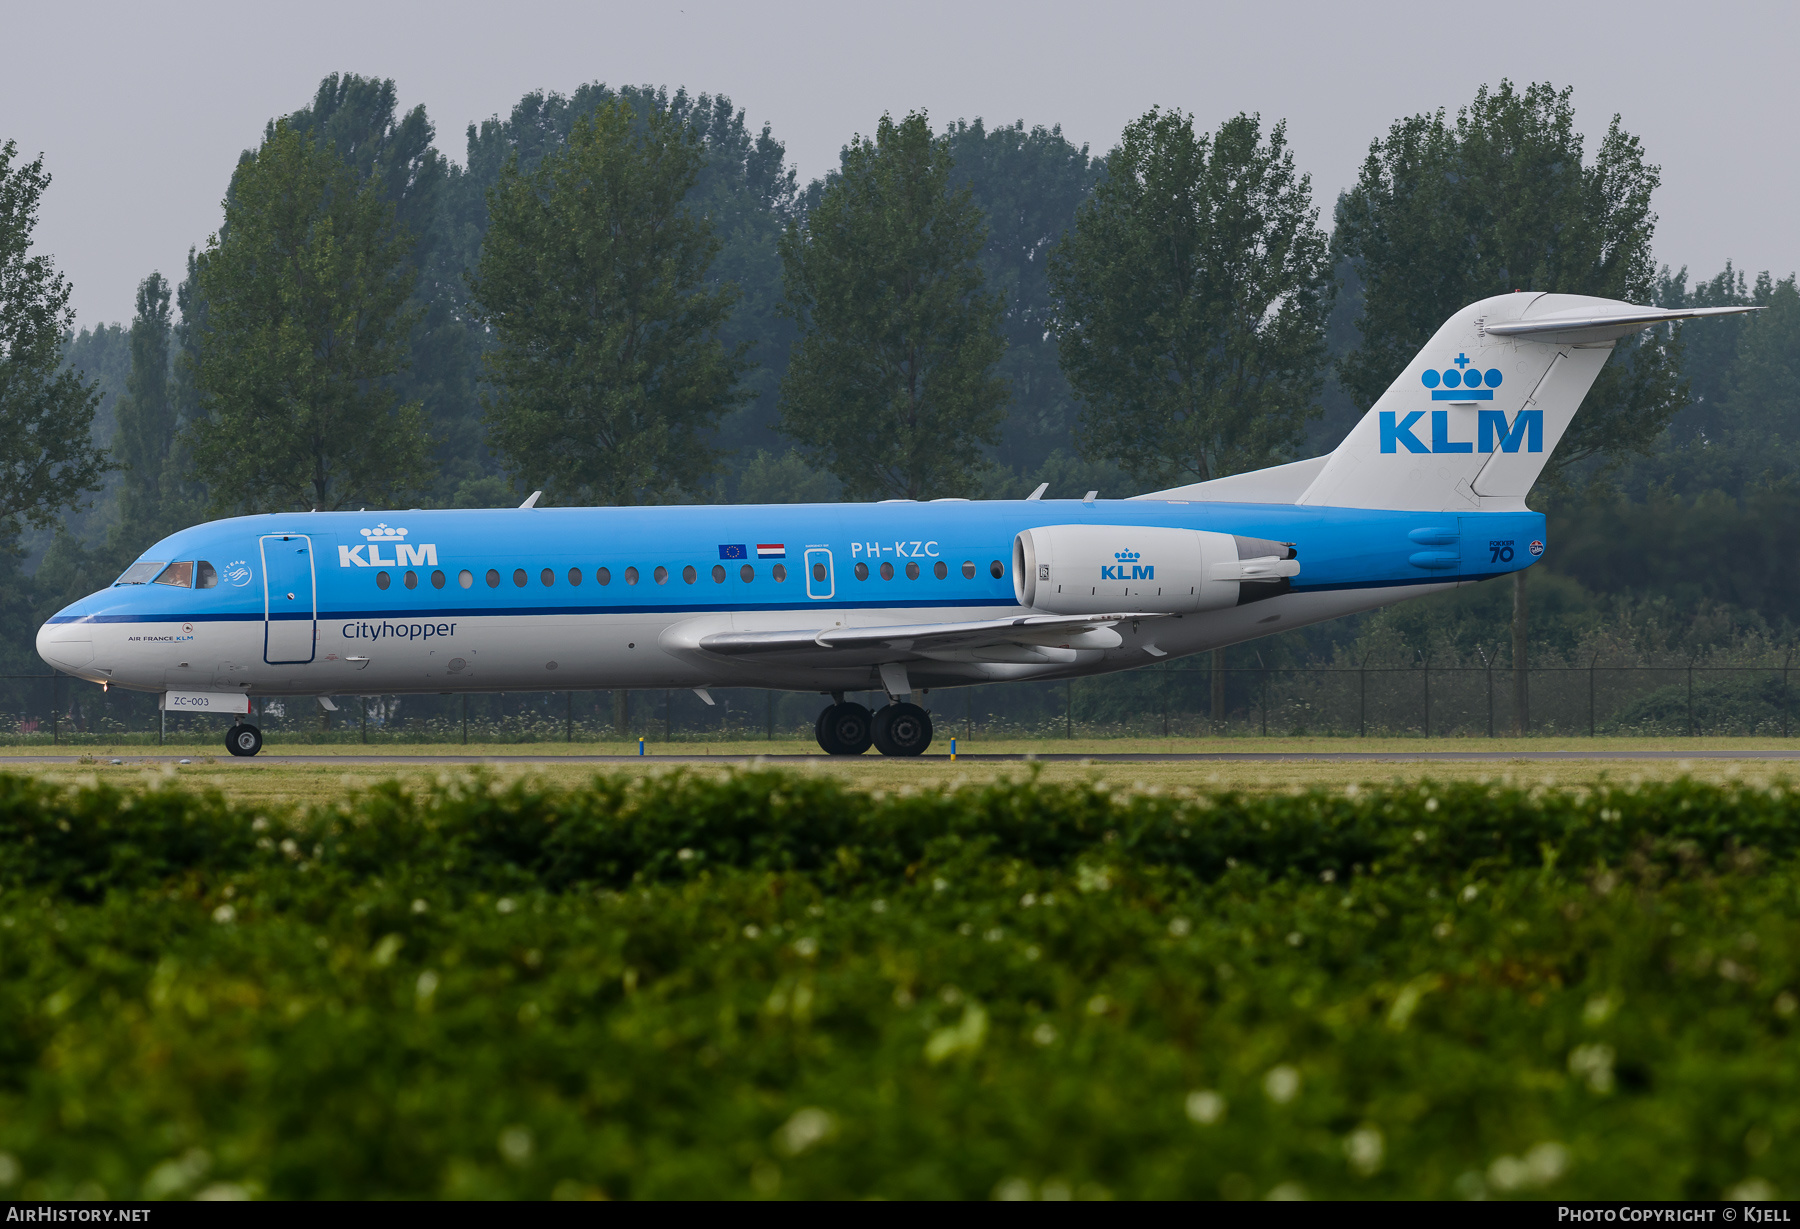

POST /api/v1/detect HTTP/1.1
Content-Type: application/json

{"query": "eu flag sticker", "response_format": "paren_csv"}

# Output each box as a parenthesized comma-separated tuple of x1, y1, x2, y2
(718, 544, 747, 560)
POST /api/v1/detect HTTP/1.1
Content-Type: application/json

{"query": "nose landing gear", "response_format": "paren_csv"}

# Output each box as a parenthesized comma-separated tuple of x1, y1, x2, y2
(226, 723, 264, 757)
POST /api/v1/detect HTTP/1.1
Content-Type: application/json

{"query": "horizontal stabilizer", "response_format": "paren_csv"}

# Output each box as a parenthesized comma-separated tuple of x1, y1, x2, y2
(1484, 303, 1762, 344)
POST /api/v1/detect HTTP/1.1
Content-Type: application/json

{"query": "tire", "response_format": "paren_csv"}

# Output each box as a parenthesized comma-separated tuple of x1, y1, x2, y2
(226, 724, 263, 757)
(871, 702, 933, 757)
(815, 702, 873, 755)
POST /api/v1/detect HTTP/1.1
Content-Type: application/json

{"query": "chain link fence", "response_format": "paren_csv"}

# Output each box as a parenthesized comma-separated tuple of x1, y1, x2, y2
(4, 656, 1796, 746)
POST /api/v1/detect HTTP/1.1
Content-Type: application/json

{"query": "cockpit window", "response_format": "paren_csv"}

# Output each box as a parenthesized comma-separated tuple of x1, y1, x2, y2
(116, 561, 165, 585)
(154, 561, 195, 588)
(196, 561, 218, 589)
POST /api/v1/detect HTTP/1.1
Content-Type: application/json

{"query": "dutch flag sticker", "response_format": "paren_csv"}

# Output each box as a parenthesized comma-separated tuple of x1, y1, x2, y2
(756, 544, 786, 559)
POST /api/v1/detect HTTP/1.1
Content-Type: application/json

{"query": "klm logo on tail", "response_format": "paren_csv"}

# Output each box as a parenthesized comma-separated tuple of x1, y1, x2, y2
(1101, 549, 1152, 581)
(1380, 409, 1543, 455)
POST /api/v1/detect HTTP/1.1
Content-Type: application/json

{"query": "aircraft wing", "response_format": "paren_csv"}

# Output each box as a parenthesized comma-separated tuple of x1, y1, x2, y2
(696, 611, 1165, 656)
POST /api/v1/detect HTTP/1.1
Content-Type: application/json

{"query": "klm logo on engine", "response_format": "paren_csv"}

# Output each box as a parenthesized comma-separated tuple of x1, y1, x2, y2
(1380, 409, 1543, 455)
(1101, 549, 1152, 581)
(339, 523, 438, 568)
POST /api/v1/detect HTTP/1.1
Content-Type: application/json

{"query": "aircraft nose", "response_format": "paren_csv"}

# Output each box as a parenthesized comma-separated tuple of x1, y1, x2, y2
(37, 618, 96, 671)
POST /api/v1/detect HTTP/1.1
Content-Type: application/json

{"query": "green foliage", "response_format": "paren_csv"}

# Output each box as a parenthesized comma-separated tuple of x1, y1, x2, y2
(1050, 110, 1333, 487)
(778, 111, 1008, 500)
(0, 140, 110, 540)
(474, 100, 745, 507)
(278, 74, 482, 497)
(108, 271, 200, 555)
(1334, 82, 1676, 488)
(1, 770, 1797, 1198)
(188, 120, 432, 513)
(735, 449, 840, 504)
(943, 120, 1101, 477)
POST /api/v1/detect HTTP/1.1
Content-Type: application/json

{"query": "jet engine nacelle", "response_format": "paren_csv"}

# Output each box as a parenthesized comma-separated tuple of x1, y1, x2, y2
(1013, 524, 1299, 615)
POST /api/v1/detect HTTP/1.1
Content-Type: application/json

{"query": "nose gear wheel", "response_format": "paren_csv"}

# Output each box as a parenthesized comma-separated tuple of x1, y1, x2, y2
(226, 724, 264, 757)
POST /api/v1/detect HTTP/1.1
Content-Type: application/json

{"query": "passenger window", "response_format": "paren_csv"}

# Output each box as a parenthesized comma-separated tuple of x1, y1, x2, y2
(486, 569, 500, 588)
(854, 562, 869, 581)
(813, 562, 828, 582)
(377, 571, 392, 590)
(712, 564, 726, 583)
(905, 562, 919, 580)
(196, 561, 219, 589)
(154, 561, 194, 588)
(404, 571, 418, 589)
(459, 570, 473, 589)
(598, 567, 612, 586)
(568, 568, 582, 586)
(654, 566, 669, 584)
(431, 570, 446, 589)
(740, 564, 754, 583)
(625, 567, 639, 585)
(990, 560, 1005, 579)
(772, 563, 787, 583)
(934, 561, 948, 580)
(962, 561, 976, 579)
(116, 560, 165, 585)
(879, 562, 894, 581)
(541, 568, 554, 587)
(513, 569, 527, 587)
(682, 565, 697, 584)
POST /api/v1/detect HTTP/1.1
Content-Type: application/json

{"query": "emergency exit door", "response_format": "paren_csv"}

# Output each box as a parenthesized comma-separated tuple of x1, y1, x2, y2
(261, 534, 317, 664)
(804, 546, 835, 599)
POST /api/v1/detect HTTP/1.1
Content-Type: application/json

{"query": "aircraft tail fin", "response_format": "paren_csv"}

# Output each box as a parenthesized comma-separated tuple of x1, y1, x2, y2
(1291, 293, 1762, 513)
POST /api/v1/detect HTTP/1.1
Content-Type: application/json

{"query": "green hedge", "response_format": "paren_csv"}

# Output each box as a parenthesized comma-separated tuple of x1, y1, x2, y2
(0, 770, 1795, 1199)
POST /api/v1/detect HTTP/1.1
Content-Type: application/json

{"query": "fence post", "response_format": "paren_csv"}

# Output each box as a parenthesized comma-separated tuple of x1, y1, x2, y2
(1778, 654, 1792, 741)
(1258, 655, 1268, 737)
(462, 695, 468, 745)
(766, 691, 774, 742)
(361, 697, 367, 744)
(1589, 654, 1597, 737)
(566, 691, 573, 743)
(1687, 664, 1695, 737)
(1423, 657, 1431, 739)
(1481, 647, 1494, 739)
(1162, 661, 1170, 738)
(1358, 658, 1367, 739)
(1066, 679, 1073, 740)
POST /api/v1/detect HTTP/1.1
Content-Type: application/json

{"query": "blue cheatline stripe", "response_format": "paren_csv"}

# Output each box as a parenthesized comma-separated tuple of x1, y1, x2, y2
(1431, 390, 1493, 401)
(44, 596, 1021, 625)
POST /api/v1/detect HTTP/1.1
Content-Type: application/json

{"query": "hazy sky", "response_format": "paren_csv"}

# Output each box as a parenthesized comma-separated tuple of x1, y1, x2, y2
(8, 0, 1795, 328)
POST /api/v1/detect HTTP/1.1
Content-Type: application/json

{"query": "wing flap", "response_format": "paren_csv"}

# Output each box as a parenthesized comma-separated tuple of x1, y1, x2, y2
(696, 612, 1162, 657)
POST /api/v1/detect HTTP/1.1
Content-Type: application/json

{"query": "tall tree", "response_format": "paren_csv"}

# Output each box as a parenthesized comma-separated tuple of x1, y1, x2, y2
(279, 74, 482, 492)
(0, 140, 109, 541)
(1333, 81, 1673, 731)
(1049, 110, 1333, 488)
(454, 84, 799, 482)
(472, 99, 745, 506)
(942, 119, 1101, 477)
(778, 111, 1008, 500)
(1334, 81, 1672, 483)
(111, 271, 185, 543)
(187, 120, 431, 512)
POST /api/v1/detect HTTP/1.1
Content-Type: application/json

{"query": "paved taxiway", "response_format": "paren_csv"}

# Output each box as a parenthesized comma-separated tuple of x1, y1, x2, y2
(10, 749, 1800, 766)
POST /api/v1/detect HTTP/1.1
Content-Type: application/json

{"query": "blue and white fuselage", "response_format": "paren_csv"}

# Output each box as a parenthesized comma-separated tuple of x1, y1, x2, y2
(35, 292, 1759, 754)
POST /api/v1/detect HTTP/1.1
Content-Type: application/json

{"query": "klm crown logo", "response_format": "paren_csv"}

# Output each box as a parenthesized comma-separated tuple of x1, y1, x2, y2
(1379, 355, 1541, 456)
(361, 523, 408, 541)
(1101, 549, 1152, 581)
(341, 522, 436, 568)
(1421, 353, 1502, 401)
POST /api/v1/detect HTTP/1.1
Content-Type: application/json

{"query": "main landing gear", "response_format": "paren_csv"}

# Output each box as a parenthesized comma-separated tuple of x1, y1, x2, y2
(814, 697, 934, 757)
(226, 722, 264, 757)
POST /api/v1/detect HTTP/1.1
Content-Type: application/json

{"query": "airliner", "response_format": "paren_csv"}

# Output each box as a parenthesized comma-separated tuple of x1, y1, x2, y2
(37, 293, 1755, 757)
